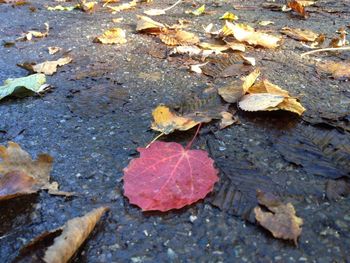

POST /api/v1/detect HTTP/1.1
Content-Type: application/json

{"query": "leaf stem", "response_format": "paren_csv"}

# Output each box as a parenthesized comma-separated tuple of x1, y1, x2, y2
(186, 123, 202, 150)
(300, 46, 350, 57)
(146, 132, 164, 148)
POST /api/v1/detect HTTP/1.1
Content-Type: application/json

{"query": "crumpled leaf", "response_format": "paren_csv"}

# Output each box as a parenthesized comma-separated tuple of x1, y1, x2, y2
(288, 0, 308, 18)
(20, 22, 49, 41)
(0, 142, 60, 200)
(187, 4, 205, 16)
(219, 12, 238, 21)
(18, 57, 72, 76)
(159, 30, 199, 46)
(136, 15, 166, 34)
(0, 74, 48, 100)
(219, 111, 237, 129)
(123, 141, 219, 211)
(93, 28, 127, 44)
(17, 207, 109, 263)
(316, 60, 350, 80)
(254, 191, 303, 245)
(151, 105, 200, 134)
(281, 27, 318, 42)
(225, 22, 281, 48)
(218, 68, 261, 103)
(107, 0, 137, 13)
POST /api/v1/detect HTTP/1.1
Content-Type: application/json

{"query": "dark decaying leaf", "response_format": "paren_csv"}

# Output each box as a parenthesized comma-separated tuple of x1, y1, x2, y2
(209, 141, 278, 222)
(16, 207, 109, 263)
(254, 191, 303, 245)
(274, 124, 350, 179)
(326, 178, 350, 201)
(200, 55, 252, 78)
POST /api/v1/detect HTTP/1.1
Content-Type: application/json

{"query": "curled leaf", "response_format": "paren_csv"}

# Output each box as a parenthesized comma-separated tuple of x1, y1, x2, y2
(136, 15, 166, 34)
(123, 141, 219, 211)
(254, 191, 303, 245)
(281, 27, 318, 42)
(19, 57, 72, 76)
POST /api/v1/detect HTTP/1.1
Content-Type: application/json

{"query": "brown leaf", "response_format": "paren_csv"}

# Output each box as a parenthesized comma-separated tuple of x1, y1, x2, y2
(17, 207, 109, 263)
(254, 191, 303, 245)
(159, 30, 200, 46)
(219, 111, 237, 129)
(21, 22, 49, 41)
(218, 68, 261, 103)
(48, 46, 61, 55)
(93, 28, 127, 44)
(316, 60, 350, 80)
(136, 15, 166, 34)
(288, 0, 308, 18)
(0, 142, 53, 200)
(281, 27, 318, 42)
(19, 57, 72, 76)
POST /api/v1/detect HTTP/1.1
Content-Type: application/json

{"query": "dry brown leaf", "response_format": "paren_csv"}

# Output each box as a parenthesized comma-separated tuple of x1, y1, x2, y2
(21, 22, 49, 41)
(107, 0, 137, 13)
(288, 0, 308, 18)
(0, 142, 54, 200)
(316, 60, 350, 80)
(281, 27, 318, 42)
(258, 20, 274, 26)
(151, 105, 199, 134)
(159, 30, 200, 46)
(48, 46, 61, 55)
(254, 191, 303, 245)
(226, 22, 281, 48)
(218, 68, 261, 103)
(20, 57, 72, 75)
(136, 15, 166, 34)
(17, 207, 109, 263)
(219, 111, 236, 129)
(170, 45, 202, 56)
(239, 93, 285, 111)
(271, 97, 306, 115)
(93, 28, 127, 44)
(247, 79, 290, 97)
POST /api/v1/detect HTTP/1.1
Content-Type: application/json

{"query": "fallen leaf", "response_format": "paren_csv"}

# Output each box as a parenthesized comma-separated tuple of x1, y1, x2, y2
(190, 62, 207, 74)
(94, 28, 127, 44)
(0, 142, 55, 200)
(218, 68, 261, 103)
(188, 4, 205, 16)
(48, 46, 61, 55)
(159, 30, 200, 46)
(136, 15, 166, 34)
(248, 79, 290, 97)
(21, 22, 49, 41)
(47, 5, 77, 11)
(219, 111, 236, 129)
(151, 105, 199, 134)
(258, 20, 274, 26)
(17, 207, 109, 262)
(0, 74, 48, 101)
(219, 12, 238, 21)
(281, 27, 318, 42)
(144, 8, 166, 16)
(226, 22, 281, 48)
(288, 0, 308, 18)
(170, 45, 203, 56)
(198, 42, 232, 52)
(19, 57, 72, 75)
(239, 93, 285, 111)
(316, 60, 350, 80)
(112, 17, 123, 23)
(79, 1, 97, 12)
(107, 0, 137, 13)
(254, 191, 303, 245)
(123, 141, 219, 211)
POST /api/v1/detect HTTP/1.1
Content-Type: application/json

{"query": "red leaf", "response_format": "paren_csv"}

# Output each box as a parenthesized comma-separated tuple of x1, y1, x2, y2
(123, 141, 219, 211)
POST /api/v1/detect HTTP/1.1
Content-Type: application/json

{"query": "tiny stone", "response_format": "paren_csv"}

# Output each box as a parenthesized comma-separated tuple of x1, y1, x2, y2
(167, 248, 177, 260)
(189, 215, 197, 222)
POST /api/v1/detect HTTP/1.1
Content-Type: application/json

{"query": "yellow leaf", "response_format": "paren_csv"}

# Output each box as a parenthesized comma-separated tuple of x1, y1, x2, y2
(248, 79, 290, 97)
(227, 22, 281, 48)
(219, 12, 238, 21)
(189, 4, 205, 16)
(107, 0, 137, 13)
(94, 28, 127, 44)
(281, 27, 318, 42)
(159, 30, 199, 46)
(151, 105, 199, 134)
(273, 97, 305, 116)
(258, 20, 274, 26)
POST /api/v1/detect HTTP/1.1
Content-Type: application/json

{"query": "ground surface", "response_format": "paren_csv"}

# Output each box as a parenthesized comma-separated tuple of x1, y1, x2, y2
(0, 0, 349, 262)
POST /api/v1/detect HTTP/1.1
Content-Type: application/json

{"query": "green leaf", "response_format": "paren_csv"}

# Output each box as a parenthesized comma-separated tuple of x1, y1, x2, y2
(0, 74, 47, 101)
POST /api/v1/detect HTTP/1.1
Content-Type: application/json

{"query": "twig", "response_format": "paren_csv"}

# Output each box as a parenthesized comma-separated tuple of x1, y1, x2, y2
(300, 46, 350, 57)
(146, 132, 164, 148)
(163, 0, 182, 11)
